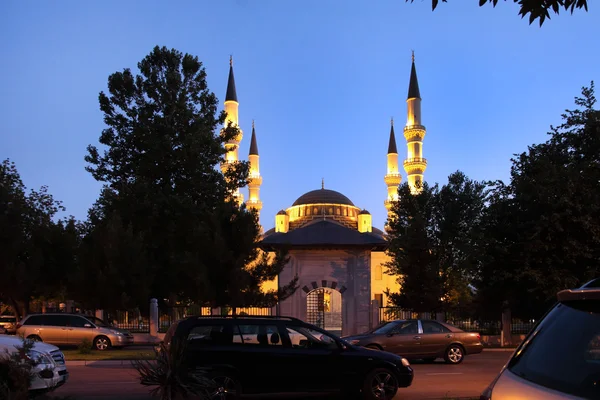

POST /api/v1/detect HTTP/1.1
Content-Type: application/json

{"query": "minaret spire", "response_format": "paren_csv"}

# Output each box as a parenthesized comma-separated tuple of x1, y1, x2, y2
(384, 118, 401, 219)
(247, 120, 263, 220)
(404, 52, 427, 194)
(220, 56, 243, 204)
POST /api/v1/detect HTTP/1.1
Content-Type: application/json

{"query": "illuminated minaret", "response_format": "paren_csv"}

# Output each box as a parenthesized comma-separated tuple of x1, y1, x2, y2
(247, 120, 263, 219)
(384, 118, 401, 217)
(403, 51, 427, 194)
(220, 56, 244, 203)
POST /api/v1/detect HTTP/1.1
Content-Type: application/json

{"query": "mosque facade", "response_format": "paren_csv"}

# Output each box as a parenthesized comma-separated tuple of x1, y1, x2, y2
(219, 54, 427, 336)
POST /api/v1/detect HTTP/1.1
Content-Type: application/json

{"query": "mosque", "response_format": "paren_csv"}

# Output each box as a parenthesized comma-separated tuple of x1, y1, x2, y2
(219, 54, 427, 336)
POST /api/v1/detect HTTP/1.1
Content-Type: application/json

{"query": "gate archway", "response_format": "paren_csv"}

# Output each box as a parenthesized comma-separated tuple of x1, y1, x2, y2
(306, 287, 343, 336)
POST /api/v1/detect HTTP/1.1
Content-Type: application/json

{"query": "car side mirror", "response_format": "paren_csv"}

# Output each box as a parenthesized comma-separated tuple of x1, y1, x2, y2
(84, 323, 93, 328)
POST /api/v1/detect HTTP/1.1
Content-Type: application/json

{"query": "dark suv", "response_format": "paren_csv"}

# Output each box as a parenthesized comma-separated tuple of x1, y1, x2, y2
(164, 315, 414, 399)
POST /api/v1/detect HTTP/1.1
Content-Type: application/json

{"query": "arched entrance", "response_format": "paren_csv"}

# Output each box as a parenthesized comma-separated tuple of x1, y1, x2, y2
(306, 287, 343, 336)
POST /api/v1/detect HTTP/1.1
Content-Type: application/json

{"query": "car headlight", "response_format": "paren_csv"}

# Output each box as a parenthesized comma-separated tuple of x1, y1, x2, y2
(401, 357, 410, 367)
(109, 330, 123, 336)
(28, 350, 53, 366)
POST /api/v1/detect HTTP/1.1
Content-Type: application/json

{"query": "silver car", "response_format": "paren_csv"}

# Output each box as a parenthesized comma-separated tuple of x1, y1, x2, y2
(17, 313, 134, 350)
(481, 278, 600, 399)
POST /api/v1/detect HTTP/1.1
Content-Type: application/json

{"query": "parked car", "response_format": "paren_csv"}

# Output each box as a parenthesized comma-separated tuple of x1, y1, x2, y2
(16, 313, 134, 350)
(0, 335, 69, 393)
(0, 315, 17, 334)
(163, 315, 414, 399)
(342, 319, 483, 364)
(480, 278, 600, 399)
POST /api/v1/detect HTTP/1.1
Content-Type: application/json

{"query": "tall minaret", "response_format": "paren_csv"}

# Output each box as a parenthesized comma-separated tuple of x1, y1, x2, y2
(384, 118, 401, 217)
(247, 120, 263, 220)
(403, 51, 427, 194)
(220, 56, 244, 203)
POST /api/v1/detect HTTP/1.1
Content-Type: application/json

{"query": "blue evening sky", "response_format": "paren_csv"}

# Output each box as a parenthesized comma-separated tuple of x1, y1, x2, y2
(1, 1, 598, 230)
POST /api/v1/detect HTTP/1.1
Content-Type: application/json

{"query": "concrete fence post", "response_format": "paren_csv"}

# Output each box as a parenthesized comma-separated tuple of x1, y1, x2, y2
(95, 310, 104, 321)
(149, 298, 158, 337)
(501, 308, 512, 347)
(371, 300, 380, 329)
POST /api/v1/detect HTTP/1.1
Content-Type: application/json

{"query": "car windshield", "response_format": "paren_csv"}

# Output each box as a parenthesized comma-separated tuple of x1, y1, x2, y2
(86, 316, 110, 327)
(507, 299, 600, 399)
(370, 321, 401, 335)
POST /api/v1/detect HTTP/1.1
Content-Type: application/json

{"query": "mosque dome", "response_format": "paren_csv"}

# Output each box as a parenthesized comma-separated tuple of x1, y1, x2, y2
(292, 188, 355, 207)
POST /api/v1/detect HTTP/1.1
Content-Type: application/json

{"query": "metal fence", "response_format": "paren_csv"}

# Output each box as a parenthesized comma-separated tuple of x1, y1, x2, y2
(158, 306, 273, 333)
(108, 309, 150, 333)
(379, 307, 536, 336)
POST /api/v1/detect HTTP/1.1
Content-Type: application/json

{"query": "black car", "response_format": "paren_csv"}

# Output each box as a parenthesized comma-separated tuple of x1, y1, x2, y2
(163, 315, 414, 399)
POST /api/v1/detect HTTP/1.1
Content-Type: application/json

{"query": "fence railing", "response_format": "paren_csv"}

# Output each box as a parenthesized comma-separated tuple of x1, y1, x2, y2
(379, 307, 536, 336)
(158, 306, 273, 333)
(108, 309, 150, 333)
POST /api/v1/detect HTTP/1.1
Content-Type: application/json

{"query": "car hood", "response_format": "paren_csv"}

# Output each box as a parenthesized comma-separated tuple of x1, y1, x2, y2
(0, 335, 60, 353)
(102, 326, 131, 335)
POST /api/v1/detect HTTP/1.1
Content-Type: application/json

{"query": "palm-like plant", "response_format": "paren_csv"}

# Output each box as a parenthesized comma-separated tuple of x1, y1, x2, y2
(133, 340, 214, 400)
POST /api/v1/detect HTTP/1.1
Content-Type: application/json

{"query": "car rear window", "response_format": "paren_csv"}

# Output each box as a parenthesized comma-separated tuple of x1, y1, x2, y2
(507, 300, 600, 399)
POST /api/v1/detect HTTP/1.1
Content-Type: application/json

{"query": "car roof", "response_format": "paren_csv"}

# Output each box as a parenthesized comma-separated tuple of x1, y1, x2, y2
(180, 315, 304, 324)
(557, 278, 600, 302)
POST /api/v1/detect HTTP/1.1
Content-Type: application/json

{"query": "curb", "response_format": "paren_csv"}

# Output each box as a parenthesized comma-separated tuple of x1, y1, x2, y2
(483, 348, 517, 352)
(66, 359, 140, 366)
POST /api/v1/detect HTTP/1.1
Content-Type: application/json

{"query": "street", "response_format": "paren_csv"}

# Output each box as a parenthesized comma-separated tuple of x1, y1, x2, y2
(46, 351, 511, 399)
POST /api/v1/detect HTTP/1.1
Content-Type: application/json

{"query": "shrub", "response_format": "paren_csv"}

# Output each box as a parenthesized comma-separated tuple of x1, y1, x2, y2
(78, 338, 93, 354)
(0, 338, 37, 400)
(133, 340, 214, 400)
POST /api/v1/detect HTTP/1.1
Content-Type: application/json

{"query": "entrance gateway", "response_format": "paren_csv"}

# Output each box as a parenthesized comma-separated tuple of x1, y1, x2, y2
(306, 288, 342, 337)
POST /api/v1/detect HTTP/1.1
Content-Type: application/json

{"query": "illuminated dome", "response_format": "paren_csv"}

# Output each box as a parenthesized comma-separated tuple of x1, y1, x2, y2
(292, 188, 355, 207)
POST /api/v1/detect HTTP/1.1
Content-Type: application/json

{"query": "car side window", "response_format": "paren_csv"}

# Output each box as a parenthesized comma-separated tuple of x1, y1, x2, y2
(187, 324, 232, 347)
(43, 315, 69, 327)
(69, 316, 90, 328)
(235, 324, 282, 346)
(286, 326, 339, 350)
(23, 315, 43, 325)
(422, 321, 451, 334)
(392, 321, 418, 334)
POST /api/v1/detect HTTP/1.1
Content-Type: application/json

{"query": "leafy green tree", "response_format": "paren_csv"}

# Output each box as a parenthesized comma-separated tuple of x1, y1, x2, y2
(407, 0, 588, 26)
(475, 82, 600, 318)
(386, 182, 443, 312)
(0, 159, 78, 319)
(84, 46, 296, 309)
(385, 172, 488, 313)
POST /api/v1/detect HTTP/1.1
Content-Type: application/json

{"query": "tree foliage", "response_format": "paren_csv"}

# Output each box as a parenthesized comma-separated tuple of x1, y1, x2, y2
(407, 0, 588, 26)
(475, 82, 600, 318)
(83, 46, 296, 309)
(0, 159, 79, 320)
(385, 172, 488, 313)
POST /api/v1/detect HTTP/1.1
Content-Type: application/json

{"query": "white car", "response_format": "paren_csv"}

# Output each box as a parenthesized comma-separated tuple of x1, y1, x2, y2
(0, 335, 69, 393)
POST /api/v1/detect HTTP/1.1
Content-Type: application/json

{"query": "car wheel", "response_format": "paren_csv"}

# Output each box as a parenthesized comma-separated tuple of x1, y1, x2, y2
(94, 335, 111, 351)
(444, 344, 464, 364)
(362, 367, 399, 400)
(210, 374, 241, 400)
(27, 335, 42, 342)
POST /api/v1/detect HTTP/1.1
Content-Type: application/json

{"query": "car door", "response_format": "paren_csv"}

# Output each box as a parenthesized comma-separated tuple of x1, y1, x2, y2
(39, 315, 70, 344)
(382, 320, 421, 357)
(418, 320, 453, 357)
(277, 325, 342, 392)
(67, 315, 94, 345)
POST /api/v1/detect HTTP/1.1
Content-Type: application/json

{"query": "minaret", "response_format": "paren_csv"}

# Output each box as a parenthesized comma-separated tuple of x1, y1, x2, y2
(403, 51, 427, 194)
(247, 120, 263, 219)
(384, 118, 401, 217)
(220, 56, 244, 203)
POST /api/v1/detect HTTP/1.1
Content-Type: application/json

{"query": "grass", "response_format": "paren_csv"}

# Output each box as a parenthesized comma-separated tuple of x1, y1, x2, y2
(62, 348, 155, 361)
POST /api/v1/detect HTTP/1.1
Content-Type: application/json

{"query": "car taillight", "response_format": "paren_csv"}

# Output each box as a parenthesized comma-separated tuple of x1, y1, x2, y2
(477, 333, 481, 340)
(16, 323, 22, 330)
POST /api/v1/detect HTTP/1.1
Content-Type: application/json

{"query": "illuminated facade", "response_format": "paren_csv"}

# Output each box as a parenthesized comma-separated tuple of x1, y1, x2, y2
(218, 54, 427, 336)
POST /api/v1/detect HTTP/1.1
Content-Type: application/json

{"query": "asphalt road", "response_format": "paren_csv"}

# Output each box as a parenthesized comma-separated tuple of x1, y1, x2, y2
(46, 351, 512, 400)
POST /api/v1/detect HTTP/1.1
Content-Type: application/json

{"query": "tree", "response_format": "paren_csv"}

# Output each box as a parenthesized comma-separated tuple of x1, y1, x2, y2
(385, 172, 488, 314)
(407, 0, 588, 26)
(386, 182, 443, 312)
(475, 82, 600, 318)
(84, 46, 296, 309)
(0, 159, 77, 319)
